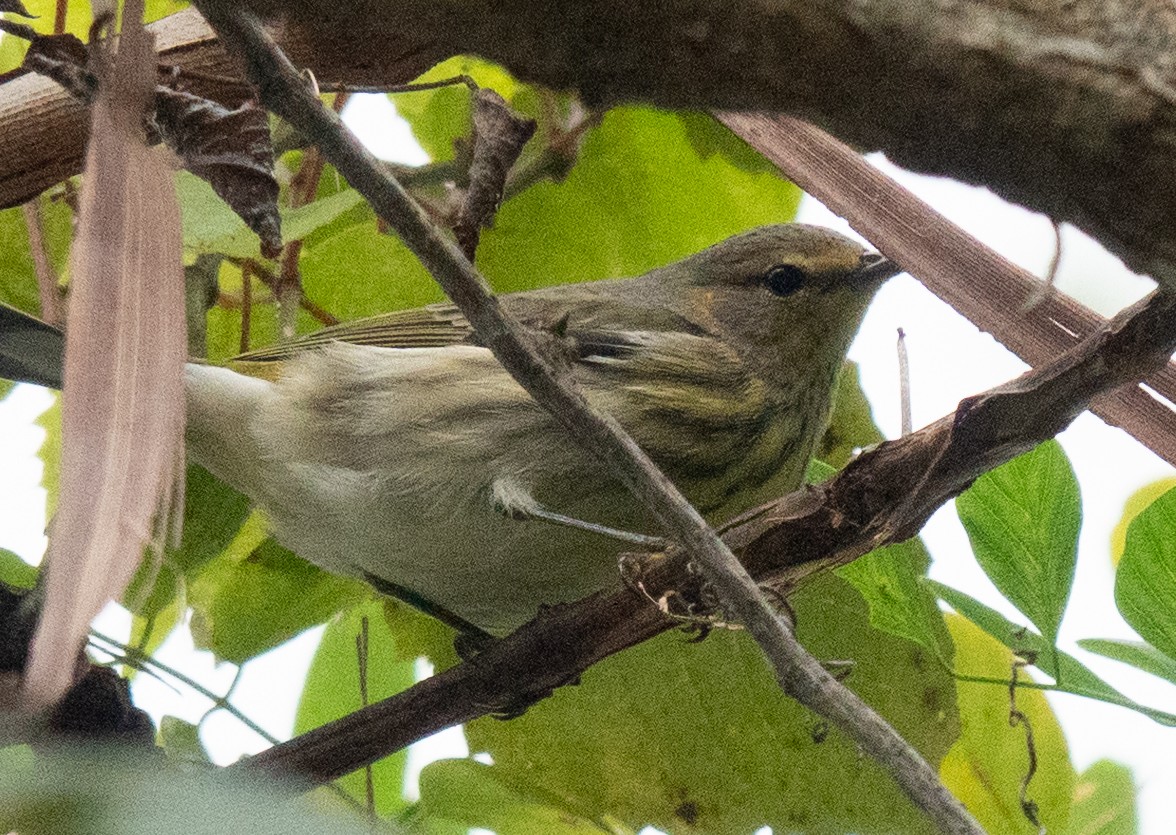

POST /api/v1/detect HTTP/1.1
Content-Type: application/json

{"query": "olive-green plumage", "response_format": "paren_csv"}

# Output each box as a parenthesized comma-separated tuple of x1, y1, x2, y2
(185, 224, 899, 634)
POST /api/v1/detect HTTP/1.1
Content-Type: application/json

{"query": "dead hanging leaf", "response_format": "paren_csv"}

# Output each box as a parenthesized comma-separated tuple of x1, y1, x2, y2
(22, 0, 187, 711)
(12, 24, 282, 259)
(153, 89, 282, 258)
(454, 88, 536, 259)
(18, 31, 95, 101)
(0, 0, 34, 16)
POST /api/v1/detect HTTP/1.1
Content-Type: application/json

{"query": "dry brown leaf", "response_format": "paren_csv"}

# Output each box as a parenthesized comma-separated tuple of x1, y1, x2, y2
(153, 89, 282, 258)
(14, 25, 282, 259)
(454, 88, 535, 260)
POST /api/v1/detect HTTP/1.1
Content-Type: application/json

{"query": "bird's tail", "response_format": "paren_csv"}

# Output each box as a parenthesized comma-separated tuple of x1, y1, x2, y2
(0, 304, 274, 501)
(0, 303, 64, 389)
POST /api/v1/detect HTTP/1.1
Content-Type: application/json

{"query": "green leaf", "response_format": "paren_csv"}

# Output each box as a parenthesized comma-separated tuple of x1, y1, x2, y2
(417, 760, 622, 834)
(202, 275, 298, 364)
(157, 716, 212, 766)
(837, 539, 951, 655)
(956, 439, 1081, 645)
(379, 598, 460, 669)
(297, 207, 445, 323)
(0, 548, 37, 589)
(0, 207, 41, 315)
(295, 599, 415, 818)
(929, 580, 1176, 725)
(1063, 759, 1137, 835)
(189, 527, 367, 664)
(806, 457, 837, 484)
(0, 744, 34, 774)
(0, 198, 71, 317)
(1078, 638, 1176, 687)
(395, 57, 522, 162)
(819, 361, 884, 469)
(939, 615, 1075, 835)
(1110, 478, 1176, 566)
(1115, 485, 1176, 661)
(177, 172, 365, 260)
(467, 572, 957, 834)
(677, 111, 777, 174)
(125, 465, 253, 656)
(0, 748, 373, 835)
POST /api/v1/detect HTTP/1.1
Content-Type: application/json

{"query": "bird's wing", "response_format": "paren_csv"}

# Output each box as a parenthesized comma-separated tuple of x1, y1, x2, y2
(574, 329, 761, 415)
(231, 279, 705, 364)
(232, 302, 474, 363)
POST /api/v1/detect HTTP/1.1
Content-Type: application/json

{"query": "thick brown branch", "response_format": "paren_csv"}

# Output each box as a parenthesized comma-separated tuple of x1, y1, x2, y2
(241, 280, 1176, 809)
(255, 0, 1176, 280)
(0, 8, 437, 208)
(6, 2, 1176, 281)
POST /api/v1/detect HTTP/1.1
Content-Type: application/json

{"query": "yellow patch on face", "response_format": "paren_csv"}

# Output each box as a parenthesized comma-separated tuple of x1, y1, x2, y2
(791, 244, 864, 277)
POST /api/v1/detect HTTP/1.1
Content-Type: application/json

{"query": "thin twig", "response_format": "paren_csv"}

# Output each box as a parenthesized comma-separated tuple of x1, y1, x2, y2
(53, 0, 67, 36)
(88, 630, 279, 745)
(190, 4, 981, 833)
(897, 327, 912, 437)
(1021, 220, 1064, 312)
(239, 260, 253, 353)
(355, 617, 376, 823)
(21, 199, 62, 326)
(384, 74, 477, 95)
(230, 257, 339, 326)
(276, 89, 351, 340)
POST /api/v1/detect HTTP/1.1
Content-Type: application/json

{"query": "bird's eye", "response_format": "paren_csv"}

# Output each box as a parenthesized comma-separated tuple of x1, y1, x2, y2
(764, 264, 806, 297)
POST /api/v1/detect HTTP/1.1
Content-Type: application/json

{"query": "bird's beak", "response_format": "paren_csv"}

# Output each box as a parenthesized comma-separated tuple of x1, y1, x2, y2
(856, 252, 903, 286)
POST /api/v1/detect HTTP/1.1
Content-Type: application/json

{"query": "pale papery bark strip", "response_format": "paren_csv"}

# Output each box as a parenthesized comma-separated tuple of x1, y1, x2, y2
(21, 0, 186, 709)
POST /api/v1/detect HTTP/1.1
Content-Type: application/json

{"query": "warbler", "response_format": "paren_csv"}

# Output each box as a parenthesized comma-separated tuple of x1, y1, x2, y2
(179, 224, 899, 635)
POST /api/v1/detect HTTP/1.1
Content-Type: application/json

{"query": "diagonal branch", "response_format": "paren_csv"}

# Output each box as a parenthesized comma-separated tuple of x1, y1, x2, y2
(239, 260, 1176, 802)
(191, 2, 980, 832)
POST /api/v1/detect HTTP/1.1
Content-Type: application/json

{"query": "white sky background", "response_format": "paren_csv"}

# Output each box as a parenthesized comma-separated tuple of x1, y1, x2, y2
(1, 92, 1174, 830)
